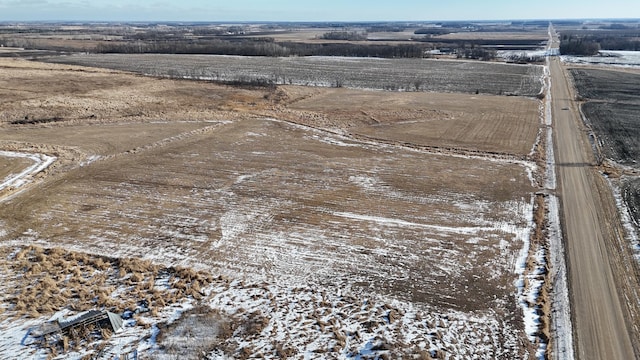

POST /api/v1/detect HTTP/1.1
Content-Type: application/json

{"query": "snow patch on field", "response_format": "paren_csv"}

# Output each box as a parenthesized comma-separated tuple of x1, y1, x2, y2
(333, 211, 508, 235)
(520, 245, 546, 340)
(609, 178, 640, 257)
(0, 116, 543, 358)
(548, 195, 575, 360)
(514, 195, 534, 282)
(498, 50, 549, 59)
(79, 155, 101, 167)
(203, 281, 515, 358)
(0, 150, 56, 195)
(0, 317, 49, 359)
(0, 244, 525, 359)
(0, 299, 194, 360)
(561, 51, 640, 68)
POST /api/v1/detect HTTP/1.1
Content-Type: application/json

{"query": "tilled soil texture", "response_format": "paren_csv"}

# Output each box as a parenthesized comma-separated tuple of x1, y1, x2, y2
(570, 68, 640, 104)
(582, 102, 640, 165)
(275, 86, 540, 156)
(2, 117, 535, 311)
(39, 53, 545, 96)
(569, 68, 640, 232)
(0, 58, 542, 358)
(2, 117, 536, 357)
(622, 177, 640, 233)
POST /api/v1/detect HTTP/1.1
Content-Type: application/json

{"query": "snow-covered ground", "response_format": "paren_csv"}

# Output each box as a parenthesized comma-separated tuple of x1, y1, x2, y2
(498, 49, 550, 61)
(547, 195, 574, 360)
(610, 179, 640, 259)
(561, 51, 640, 68)
(0, 240, 529, 359)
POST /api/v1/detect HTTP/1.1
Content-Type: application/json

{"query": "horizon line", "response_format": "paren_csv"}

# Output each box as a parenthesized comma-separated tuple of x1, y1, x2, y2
(0, 17, 639, 25)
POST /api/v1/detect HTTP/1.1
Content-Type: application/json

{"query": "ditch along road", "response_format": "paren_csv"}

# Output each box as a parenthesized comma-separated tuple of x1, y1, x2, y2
(549, 45, 639, 358)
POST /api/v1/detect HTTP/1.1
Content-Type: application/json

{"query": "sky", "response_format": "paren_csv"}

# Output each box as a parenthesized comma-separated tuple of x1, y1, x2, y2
(0, 0, 638, 22)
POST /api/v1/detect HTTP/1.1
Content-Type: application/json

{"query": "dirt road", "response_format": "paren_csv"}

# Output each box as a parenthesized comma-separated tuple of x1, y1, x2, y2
(550, 33, 637, 359)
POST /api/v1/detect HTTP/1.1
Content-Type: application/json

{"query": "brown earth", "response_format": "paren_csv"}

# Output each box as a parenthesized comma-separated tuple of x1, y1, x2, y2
(272, 86, 540, 156)
(0, 58, 273, 125)
(0, 57, 543, 358)
(0, 156, 32, 182)
(0, 58, 540, 308)
(1, 116, 535, 310)
(0, 57, 541, 160)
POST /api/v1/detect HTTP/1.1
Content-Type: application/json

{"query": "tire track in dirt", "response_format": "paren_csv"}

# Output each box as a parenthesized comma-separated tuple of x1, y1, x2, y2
(270, 116, 535, 165)
(0, 121, 229, 204)
(100, 121, 230, 161)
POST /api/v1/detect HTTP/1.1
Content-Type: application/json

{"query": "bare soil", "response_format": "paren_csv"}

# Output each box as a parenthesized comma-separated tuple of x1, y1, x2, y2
(0, 156, 32, 182)
(569, 68, 640, 165)
(582, 102, 640, 165)
(2, 116, 535, 309)
(570, 68, 640, 104)
(39, 53, 545, 96)
(274, 86, 540, 156)
(0, 57, 542, 358)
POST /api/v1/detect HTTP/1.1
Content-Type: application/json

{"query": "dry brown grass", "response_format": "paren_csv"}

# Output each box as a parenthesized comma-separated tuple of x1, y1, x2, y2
(522, 194, 552, 358)
(2, 245, 215, 319)
(0, 58, 270, 126)
(0, 54, 542, 358)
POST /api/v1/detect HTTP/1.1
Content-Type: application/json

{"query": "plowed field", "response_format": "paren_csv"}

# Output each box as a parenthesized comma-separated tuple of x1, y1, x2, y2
(569, 67, 640, 237)
(40, 53, 545, 96)
(0, 58, 543, 359)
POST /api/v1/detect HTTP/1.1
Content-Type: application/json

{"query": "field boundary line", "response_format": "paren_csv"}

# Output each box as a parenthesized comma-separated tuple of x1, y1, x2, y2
(268, 116, 537, 170)
(101, 121, 230, 162)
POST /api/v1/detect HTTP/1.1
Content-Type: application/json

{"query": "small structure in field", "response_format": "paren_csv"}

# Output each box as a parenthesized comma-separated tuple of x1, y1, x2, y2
(29, 310, 123, 340)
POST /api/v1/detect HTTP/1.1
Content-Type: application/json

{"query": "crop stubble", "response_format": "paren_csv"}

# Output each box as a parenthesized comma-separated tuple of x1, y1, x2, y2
(570, 67, 640, 232)
(276, 86, 540, 156)
(0, 58, 542, 358)
(3, 118, 534, 307)
(40, 53, 544, 96)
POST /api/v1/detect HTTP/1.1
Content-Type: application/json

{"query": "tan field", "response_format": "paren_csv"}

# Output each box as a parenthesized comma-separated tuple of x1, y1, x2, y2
(0, 57, 545, 358)
(0, 156, 33, 181)
(275, 86, 540, 156)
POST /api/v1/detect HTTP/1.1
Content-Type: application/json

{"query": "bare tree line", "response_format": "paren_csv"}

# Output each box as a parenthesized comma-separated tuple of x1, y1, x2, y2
(95, 39, 429, 58)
